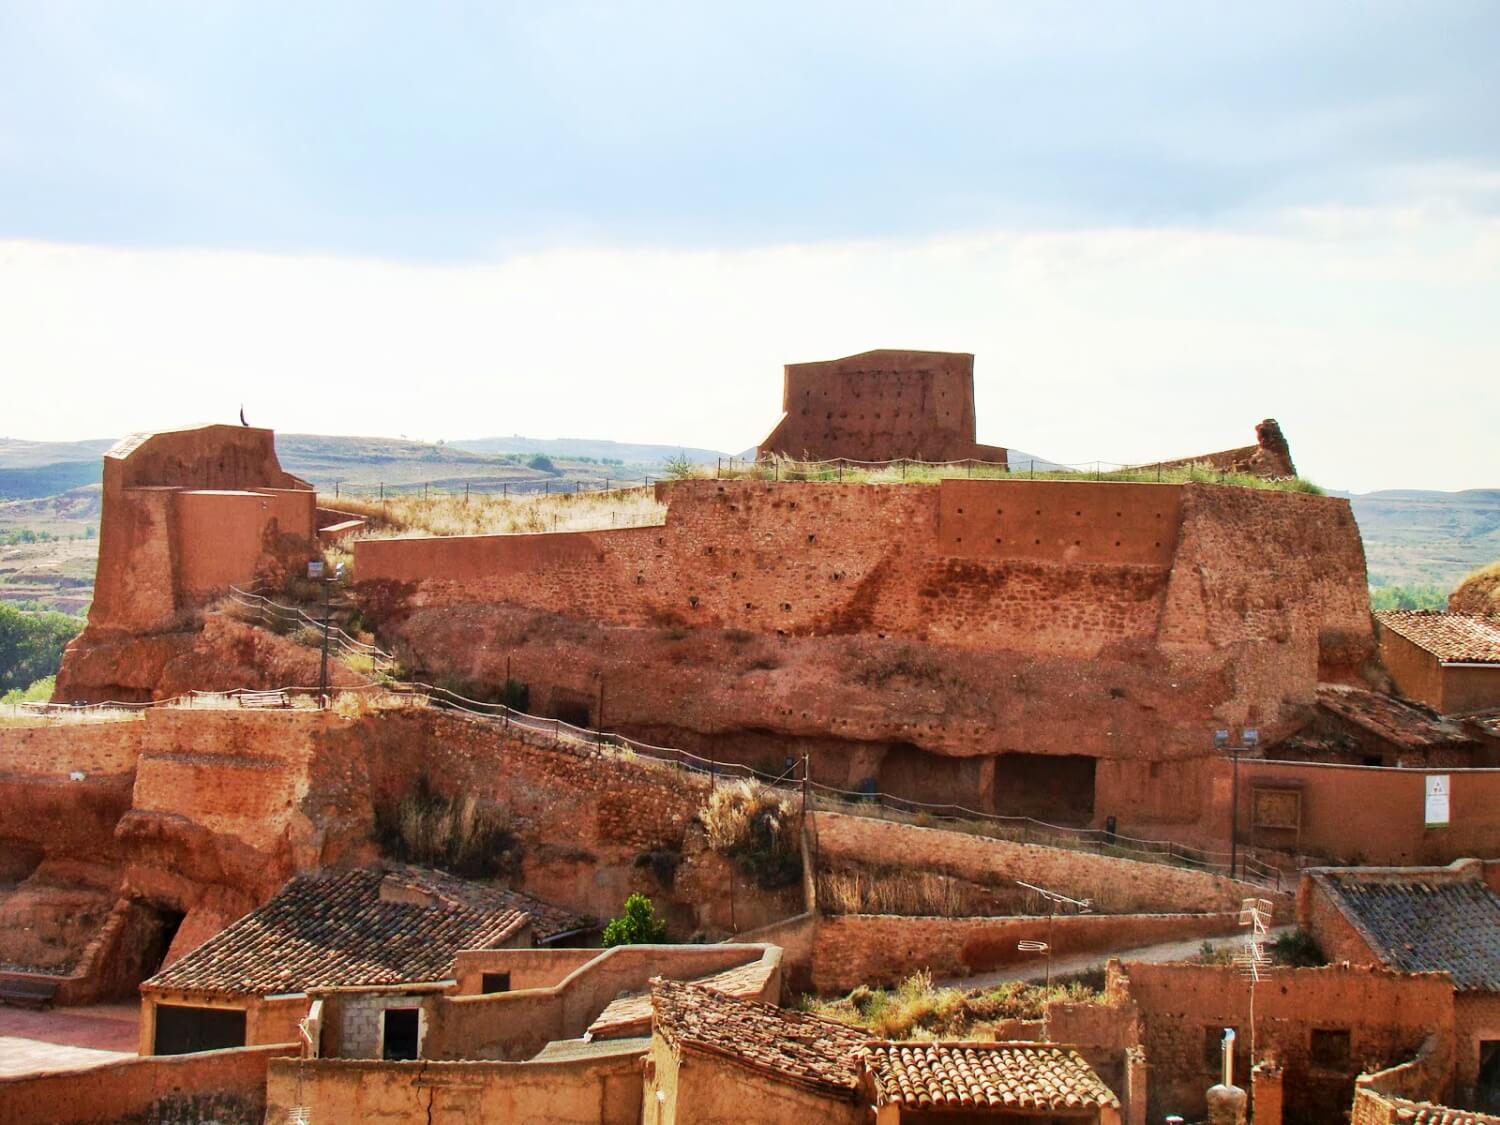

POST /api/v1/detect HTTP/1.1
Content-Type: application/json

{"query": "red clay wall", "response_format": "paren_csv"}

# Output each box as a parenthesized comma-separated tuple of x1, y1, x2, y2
(813, 813, 1265, 915)
(0, 1041, 293, 1125)
(808, 911, 1241, 993)
(264, 1054, 643, 1125)
(758, 349, 1005, 464)
(357, 478, 1371, 775)
(175, 488, 315, 598)
(1119, 962, 1454, 1124)
(1377, 627, 1446, 711)
(83, 425, 315, 635)
(1219, 758, 1500, 865)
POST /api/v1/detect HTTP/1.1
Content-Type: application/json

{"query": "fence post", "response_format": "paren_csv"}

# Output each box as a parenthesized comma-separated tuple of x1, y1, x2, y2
(1030, 460, 1035, 480)
(465, 481, 470, 502)
(379, 481, 384, 501)
(837, 462, 843, 482)
(967, 460, 972, 478)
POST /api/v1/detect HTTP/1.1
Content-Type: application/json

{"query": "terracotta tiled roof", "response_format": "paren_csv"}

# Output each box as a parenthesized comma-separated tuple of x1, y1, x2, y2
(144, 867, 543, 996)
(376, 863, 590, 942)
(588, 954, 777, 1039)
(650, 979, 866, 1099)
(862, 1041, 1120, 1112)
(1376, 1095, 1500, 1124)
(1314, 863, 1500, 991)
(1315, 686, 1477, 752)
(1377, 612, 1500, 665)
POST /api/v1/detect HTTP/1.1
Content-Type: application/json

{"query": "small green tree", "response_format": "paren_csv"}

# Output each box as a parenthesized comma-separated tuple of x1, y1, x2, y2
(601, 892, 669, 947)
(661, 453, 699, 480)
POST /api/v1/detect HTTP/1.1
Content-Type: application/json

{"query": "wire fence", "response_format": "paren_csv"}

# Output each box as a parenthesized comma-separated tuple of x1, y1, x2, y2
(303, 451, 1305, 507)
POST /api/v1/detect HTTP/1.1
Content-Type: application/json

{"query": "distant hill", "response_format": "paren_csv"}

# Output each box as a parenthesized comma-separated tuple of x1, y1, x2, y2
(1, 431, 1494, 590)
(1342, 489, 1500, 589)
(451, 434, 727, 466)
(0, 432, 724, 501)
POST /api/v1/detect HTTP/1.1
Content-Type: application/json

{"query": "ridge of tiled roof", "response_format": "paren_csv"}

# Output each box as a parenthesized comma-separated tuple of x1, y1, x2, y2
(588, 954, 777, 1040)
(1314, 862, 1500, 991)
(144, 867, 536, 996)
(377, 863, 590, 941)
(650, 978, 866, 1100)
(862, 1040, 1120, 1112)
(1376, 611, 1500, 664)
(1314, 686, 1476, 751)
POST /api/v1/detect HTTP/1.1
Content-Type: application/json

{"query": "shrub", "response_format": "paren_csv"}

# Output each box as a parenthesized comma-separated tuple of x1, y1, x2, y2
(526, 453, 556, 473)
(700, 780, 803, 889)
(1270, 928, 1325, 967)
(661, 453, 700, 480)
(602, 892, 669, 947)
(373, 774, 518, 879)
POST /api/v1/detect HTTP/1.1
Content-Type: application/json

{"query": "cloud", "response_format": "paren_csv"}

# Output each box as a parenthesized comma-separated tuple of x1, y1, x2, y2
(2, 204, 1497, 493)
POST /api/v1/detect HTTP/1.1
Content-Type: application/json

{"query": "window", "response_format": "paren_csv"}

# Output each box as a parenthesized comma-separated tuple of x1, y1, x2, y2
(1310, 1028, 1351, 1070)
(154, 1004, 246, 1055)
(1204, 1026, 1238, 1074)
(481, 972, 511, 995)
(382, 1008, 420, 1061)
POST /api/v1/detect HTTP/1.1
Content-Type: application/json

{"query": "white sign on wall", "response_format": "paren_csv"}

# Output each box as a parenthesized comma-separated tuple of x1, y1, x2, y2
(1425, 774, 1450, 827)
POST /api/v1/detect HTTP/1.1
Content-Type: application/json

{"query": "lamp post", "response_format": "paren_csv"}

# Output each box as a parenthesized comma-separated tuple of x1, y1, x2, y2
(1217, 727, 1260, 880)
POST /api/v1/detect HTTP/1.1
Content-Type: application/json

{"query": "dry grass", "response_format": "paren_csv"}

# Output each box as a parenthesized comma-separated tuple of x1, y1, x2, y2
(817, 868, 981, 917)
(373, 774, 518, 878)
(328, 487, 665, 539)
(700, 779, 803, 889)
(719, 456, 1324, 494)
(800, 971, 1103, 1040)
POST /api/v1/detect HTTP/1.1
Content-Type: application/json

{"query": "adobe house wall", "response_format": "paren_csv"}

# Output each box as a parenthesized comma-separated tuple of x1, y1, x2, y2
(1218, 758, 1500, 865)
(1377, 626, 1447, 711)
(1443, 665, 1500, 715)
(1117, 962, 1454, 1124)
(1456, 993, 1500, 1105)
(264, 1053, 643, 1125)
(808, 912, 1242, 994)
(644, 1034, 865, 1125)
(758, 349, 1005, 465)
(425, 944, 769, 1061)
(0, 1042, 293, 1125)
(1296, 879, 1380, 967)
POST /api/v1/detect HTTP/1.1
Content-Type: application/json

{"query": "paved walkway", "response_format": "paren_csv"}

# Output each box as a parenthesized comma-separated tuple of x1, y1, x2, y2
(938, 925, 1295, 992)
(0, 1003, 138, 1077)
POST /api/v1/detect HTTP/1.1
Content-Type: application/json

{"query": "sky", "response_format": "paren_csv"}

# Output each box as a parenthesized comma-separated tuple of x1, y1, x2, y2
(1, 1, 1498, 492)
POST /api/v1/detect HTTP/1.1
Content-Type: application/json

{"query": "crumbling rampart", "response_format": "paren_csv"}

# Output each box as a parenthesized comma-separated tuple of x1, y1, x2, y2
(356, 476, 1373, 831)
(757, 349, 1006, 464)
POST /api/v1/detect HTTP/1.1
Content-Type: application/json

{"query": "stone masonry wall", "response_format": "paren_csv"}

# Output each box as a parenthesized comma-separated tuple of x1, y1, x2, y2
(1118, 962, 1454, 1125)
(809, 911, 1241, 994)
(814, 813, 1272, 915)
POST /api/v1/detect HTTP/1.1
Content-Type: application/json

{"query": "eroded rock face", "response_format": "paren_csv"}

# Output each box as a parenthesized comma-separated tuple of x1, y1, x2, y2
(354, 478, 1373, 827)
(54, 615, 364, 703)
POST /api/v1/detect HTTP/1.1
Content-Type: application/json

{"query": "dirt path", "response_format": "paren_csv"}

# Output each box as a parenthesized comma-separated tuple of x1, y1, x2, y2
(938, 925, 1296, 991)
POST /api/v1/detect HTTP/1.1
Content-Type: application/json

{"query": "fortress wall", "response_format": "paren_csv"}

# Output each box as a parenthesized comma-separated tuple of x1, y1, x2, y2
(360, 479, 1369, 673)
(938, 478, 1182, 566)
(91, 487, 179, 630)
(84, 426, 316, 636)
(174, 487, 316, 598)
(1159, 484, 1373, 723)
(0, 719, 145, 779)
(361, 480, 1184, 657)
